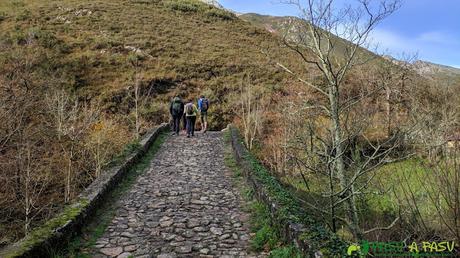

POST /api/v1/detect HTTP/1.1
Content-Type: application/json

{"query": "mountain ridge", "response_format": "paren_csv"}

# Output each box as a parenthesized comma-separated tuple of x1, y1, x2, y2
(239, 12, 460, 83)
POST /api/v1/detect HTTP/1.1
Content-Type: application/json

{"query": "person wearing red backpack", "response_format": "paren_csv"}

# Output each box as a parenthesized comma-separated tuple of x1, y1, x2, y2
(198, 95, 210, 133)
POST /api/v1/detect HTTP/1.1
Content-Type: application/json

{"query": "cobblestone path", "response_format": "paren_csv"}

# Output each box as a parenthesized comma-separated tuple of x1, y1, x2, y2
(92, 132, 257, 258)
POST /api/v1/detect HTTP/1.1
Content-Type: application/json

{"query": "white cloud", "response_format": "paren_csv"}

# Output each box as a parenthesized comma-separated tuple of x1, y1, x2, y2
(369, 28, 417, 54)
(417, 31, 457, 45)
(368, 28, 460, 66)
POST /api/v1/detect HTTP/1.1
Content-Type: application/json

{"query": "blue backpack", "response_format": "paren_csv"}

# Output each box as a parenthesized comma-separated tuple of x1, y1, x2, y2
(201, 98, 209, 111)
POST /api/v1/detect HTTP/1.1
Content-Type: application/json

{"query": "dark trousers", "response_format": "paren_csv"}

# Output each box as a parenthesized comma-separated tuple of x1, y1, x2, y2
(172, 115, 181, 134)
(182, 113, 186, 130)
(186, 116, 196, 136)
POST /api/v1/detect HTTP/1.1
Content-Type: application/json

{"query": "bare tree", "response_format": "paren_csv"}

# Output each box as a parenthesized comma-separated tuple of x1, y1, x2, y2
(126, 53, 147, 140)
(407, 80, 460, 161)
(85, 118, 124, 178)
(239, 75, 264, 151)
(275, 0, 402, 239)
(45, 89, 97, 203)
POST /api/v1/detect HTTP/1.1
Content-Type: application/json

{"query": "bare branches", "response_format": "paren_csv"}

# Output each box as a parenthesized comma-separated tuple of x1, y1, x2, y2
(239, 75, 264, 151)
(364, 216, 400, 234)
(273, 0, 402, 239)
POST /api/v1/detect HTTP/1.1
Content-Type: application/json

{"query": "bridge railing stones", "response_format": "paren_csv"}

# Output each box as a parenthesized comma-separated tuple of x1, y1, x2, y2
(228, 125, 345, 257)
(1, 123, 169, 258)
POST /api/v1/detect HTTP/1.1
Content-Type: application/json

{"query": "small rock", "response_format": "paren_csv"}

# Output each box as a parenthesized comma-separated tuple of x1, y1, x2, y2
(157, 253, 177, 258)
(219, 233, 231, 240)
(121, 232, 135, 238)
(117, 252, 131, 258)
(210, 227, 223, 235)
(176, 245, 192, 253)
(160, 216, 172, 222)
(187, 219, 200, 228)
(199, 248, 210, 254)
(124, 245, 137, 252)
(160, 220, 174, 227)
(193, 226, 207, 232)
(100, 247, 123, 257)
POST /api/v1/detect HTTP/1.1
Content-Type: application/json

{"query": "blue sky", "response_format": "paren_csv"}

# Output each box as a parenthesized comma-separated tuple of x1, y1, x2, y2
(219, 0, 460, 68)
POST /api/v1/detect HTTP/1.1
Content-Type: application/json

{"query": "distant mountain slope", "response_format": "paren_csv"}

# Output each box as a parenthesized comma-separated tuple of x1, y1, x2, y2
(383, 56, 460, 84)
(412, 60, 460, 84)
(200, 0, 224, 9)
(241, 13, 460, 85)
(239, 13, 297, 35)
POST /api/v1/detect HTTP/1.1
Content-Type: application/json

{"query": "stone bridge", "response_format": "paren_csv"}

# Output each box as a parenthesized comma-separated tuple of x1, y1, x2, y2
(87, 131, 257, 257)
(1, 125, 342, 258)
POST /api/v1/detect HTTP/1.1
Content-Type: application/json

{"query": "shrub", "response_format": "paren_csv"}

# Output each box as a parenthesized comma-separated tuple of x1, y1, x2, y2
(252, 225, 279, 251)
(0, 12, 7, 22)
(269, 245, 303, 258)
(205, 8, 235, 21)
(164, 0, 203, 13)
(15, 9, 30, 21)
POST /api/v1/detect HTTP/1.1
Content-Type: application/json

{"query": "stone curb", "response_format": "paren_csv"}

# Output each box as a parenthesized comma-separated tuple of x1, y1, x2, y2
(1, 123, 169, 258)
(228, 125, 323, 257)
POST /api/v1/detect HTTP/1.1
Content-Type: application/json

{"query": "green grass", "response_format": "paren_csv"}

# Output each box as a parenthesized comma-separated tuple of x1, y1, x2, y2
(52, 132, 167, 257)
(268, 245, 303, 258)
(362, 157, 456, 238)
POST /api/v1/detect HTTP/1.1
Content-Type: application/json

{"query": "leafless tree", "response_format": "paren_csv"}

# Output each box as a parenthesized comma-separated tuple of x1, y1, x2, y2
(275, 0, 402, 239)
(45, 89, 98, 203)
(407, 80, 460, 161)
(239, 75, 264, 151)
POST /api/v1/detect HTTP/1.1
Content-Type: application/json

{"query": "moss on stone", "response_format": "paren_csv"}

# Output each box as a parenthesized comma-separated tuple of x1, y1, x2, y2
(4, 199, 89, 258)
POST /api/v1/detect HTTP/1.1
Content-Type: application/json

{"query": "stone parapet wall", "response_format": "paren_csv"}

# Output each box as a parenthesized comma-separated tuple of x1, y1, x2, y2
(1, 123, 169, 258)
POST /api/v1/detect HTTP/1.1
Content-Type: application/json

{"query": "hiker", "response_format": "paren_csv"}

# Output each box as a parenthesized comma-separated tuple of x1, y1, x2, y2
(198, 95, 210, 132)
(184, 98, 198, 138)
(169, 96, 184, 135)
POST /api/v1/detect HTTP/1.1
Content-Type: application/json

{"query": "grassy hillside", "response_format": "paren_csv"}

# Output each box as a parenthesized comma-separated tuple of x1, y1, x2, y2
(0, 0, 306, 129)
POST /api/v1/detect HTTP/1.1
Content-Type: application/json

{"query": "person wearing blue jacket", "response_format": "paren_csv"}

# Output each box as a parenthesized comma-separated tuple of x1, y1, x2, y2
(198, 95, 210, 133)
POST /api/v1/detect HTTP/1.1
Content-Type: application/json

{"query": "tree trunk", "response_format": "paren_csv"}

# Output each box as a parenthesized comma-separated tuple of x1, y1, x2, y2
(329, 84, 362, 239)
(386, 87, 392, 137)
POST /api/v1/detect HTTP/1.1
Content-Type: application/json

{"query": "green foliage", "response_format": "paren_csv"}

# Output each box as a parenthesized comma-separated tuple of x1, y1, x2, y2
(230, 128, 348, 256)
(205, 8, 235, 21)
(269, 245, 303, 258)
(164, 0, 234, 20)
(252, 225, 279, 251)
(15, 9, 30, 21)
(164, 0, 203, 13)
(28, 27, 59, 48)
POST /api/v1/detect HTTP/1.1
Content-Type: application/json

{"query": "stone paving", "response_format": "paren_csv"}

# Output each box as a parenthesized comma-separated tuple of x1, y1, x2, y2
(91, 131, 259, 258)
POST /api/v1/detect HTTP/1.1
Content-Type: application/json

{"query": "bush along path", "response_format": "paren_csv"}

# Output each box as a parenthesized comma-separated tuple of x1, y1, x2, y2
(87, 132, 261, 258)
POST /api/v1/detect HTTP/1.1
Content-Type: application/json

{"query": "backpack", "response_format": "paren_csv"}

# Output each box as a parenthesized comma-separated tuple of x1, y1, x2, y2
(172, 97, 182, 115)
(185, 103, 194, 115)
(201, 98, 209, 111)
